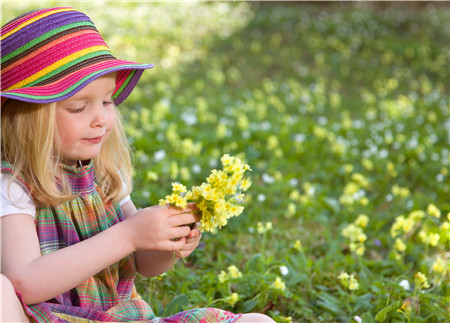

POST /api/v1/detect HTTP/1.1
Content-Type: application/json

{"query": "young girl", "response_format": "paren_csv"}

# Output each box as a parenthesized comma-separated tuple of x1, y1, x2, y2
(1, 7, 274, 323)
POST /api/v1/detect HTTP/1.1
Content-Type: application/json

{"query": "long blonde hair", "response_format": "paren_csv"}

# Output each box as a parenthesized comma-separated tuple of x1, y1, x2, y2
(1, 99, 133, 207)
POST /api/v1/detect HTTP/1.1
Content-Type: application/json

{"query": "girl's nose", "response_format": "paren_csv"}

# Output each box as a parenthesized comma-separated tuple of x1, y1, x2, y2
(91, 103, 108, 128)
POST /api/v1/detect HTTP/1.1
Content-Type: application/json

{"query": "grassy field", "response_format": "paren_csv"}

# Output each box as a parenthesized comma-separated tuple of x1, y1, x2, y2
(3, 2, 449, 322)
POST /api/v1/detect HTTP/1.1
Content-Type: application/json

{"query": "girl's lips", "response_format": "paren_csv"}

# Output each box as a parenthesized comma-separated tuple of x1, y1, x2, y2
(82, 136, 103, 144)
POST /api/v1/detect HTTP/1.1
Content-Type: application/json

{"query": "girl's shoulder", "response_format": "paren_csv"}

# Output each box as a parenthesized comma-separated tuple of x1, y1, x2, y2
(1, 162, 36, 218)
(1, 160, 31, 193)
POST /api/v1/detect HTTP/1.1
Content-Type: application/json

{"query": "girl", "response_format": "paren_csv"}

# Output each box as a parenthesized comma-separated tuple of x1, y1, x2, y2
(1, 7, 274, 323)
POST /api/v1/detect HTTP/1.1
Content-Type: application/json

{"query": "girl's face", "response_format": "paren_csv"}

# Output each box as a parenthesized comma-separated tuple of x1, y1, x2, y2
(55, 74, 117, 166)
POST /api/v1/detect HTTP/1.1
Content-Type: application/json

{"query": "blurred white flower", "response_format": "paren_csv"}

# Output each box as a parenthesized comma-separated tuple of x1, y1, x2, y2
(192, 164, 202, 174)
(399, 279, 410, 291)
(154, 149, 166, 161)
(180, 112, 197, 125)
(257, 194, 266, 202)
(354, 316, 362, 323)
(262, 173, 275, 184)
(280, 265, 289, 276)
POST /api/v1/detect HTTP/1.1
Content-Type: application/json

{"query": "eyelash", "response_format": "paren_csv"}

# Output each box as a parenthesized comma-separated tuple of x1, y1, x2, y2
(69, 106, 86, 113)
(68, 101, 113, 113)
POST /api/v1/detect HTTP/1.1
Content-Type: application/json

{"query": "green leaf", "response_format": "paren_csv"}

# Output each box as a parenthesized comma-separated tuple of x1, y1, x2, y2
(316, 293, 345, 316)
(163, 294, 189, 317)
(242, 299, 258, 312)
(245, 253, 265, 272)
(374, 300, 402, 322)
(360, 312, 375, 323)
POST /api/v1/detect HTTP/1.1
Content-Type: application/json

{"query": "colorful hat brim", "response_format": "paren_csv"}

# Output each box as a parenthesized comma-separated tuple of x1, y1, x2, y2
(1, 60, 154, 106)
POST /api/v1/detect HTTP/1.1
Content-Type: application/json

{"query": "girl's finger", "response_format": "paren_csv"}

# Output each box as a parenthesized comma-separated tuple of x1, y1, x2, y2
(168, 213, 198, 226)
(168, 226, 191, 239)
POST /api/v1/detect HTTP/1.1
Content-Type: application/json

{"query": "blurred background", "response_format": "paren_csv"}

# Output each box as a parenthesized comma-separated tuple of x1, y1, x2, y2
(2, 2, 449, 322)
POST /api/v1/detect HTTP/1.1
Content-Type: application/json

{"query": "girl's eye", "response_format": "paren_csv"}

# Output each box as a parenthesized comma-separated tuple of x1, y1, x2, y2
(103, 100, 113, 106)
(68, 106, 86, 113)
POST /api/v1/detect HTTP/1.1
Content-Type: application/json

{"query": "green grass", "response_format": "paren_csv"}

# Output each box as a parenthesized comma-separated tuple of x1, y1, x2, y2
(3, 2, 449, 322)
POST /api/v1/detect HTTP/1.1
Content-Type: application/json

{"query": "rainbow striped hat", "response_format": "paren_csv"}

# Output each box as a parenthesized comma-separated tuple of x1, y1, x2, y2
(1, 7, 154, 106)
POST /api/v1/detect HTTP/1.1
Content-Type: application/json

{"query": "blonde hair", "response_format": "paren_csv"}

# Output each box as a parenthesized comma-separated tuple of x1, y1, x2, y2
(1, 99, 133, 207)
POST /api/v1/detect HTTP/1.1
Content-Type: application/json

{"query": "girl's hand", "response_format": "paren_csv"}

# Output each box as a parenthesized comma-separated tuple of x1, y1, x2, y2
(175, 223, 202, 258)
(125, 203, 200, 252)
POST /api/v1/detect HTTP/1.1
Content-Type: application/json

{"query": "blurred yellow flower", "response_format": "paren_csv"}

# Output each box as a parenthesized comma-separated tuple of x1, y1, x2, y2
(257, 221, 272, 234)
(218, 265, 243, 283)
(414, 271, 430, 289)
(427, 204, 441, 218)
(293, 239, 302, 251)
(338, 272, 359, 291)
(271, 276, 286, 292)
(354, 214, 369, 228)
(351, 173, 370, 188)
(342, 222, 367, 256)
(431, 256, 445, 274)
(362, 158, 374, 171)
(395, 238, 407, 252)
(226, 293, 239, 307)
(392, 185, 410, 198)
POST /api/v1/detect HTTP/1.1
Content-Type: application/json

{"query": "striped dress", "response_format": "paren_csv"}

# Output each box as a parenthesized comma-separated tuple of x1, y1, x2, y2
(2, 160, 241, 323)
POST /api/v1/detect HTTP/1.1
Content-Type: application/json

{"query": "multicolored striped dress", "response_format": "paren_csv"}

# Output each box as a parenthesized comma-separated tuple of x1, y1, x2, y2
(2, 160, 241, 323)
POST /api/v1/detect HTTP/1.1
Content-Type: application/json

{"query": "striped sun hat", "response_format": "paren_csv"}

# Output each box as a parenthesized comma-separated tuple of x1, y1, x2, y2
(1, 7, 154, 106)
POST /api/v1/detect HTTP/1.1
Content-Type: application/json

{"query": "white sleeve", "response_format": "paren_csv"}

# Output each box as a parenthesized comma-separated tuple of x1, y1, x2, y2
(1, 174, 36, 218)
(119, 194, 131, 206)
(118, 176, 131, 206)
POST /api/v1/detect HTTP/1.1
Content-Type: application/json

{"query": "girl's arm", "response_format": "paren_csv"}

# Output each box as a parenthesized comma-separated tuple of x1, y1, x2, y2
(1, 205, 197, 305)
(120, 200, 202, 277)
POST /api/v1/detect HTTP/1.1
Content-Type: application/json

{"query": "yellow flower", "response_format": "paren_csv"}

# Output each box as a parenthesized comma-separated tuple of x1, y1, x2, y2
(338, 272, 359, 291)
(293, 239, 302, 251)
(431, 256, 445, 274)
(226, 293, 239, 307)
(343, 164, 354, 174)
(271, 276, 286, 292)
(397, 299, 412, 316)
(395, 238, 407, 252)
(218, 270, 228, 283)
(392, 185, 410, 197)
(227, 265, 243, 279)
(342, 223, 367, 256)
(351, 173, 370, 188)
(287, 202, 296, 217)
(419, 230, 440, 247)
(354, 214, 369, 228)
(362, 158, 374, 171)
(414, 272, 430, 289)
(159, 154, 251, 232)
(409, 210, 425, 221)
(257, 221, 272, 234)
(427, 204, 441, 218)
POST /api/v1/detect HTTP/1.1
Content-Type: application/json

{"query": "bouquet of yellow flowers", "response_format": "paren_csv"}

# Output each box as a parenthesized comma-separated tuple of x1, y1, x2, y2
(159, 154, 252, 232)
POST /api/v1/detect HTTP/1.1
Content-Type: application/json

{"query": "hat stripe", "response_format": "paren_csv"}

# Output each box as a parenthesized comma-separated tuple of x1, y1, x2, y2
(3, 50, 112, 90)
(34, 55, 115, 87)
(2, 23, 96, 68)
(3, 29, 100, 74)
(2, 11, 93, 57)
(1, 8, 67, 32)
(1, 8, 76, 40)
(5, 45, 109, 91)
(3, 32, 108, 87)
